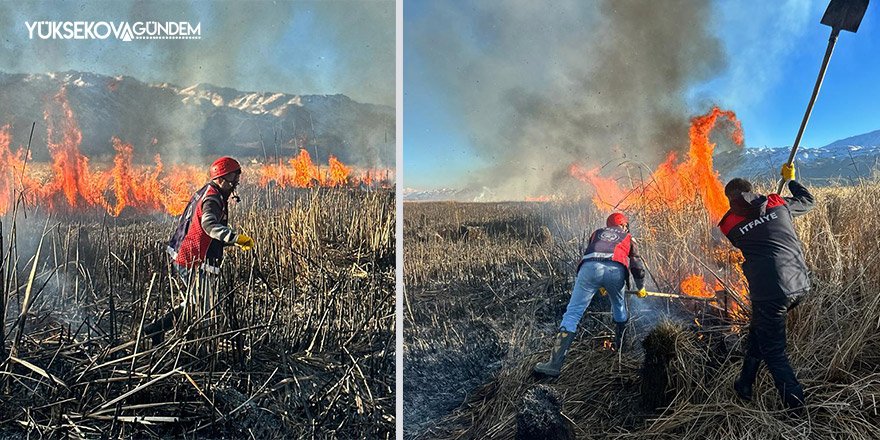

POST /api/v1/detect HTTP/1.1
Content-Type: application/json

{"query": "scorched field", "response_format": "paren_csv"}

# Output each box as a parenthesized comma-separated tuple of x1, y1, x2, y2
(0, 183, 395, 439)
(403, 108, 880, 440)
(0, 88, 396, 439)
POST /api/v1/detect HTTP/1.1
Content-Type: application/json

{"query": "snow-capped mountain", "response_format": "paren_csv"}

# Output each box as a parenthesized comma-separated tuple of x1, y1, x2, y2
(403, 187, 486, 202)
(0, 71, 394, 166)
(405, 132, 880, 201)
(716, 138, 880, 183)
(824, 129, 880, 149)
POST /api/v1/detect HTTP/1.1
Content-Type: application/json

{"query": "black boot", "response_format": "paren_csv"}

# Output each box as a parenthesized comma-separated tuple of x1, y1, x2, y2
(613, 321, 627, 352)
(782, 383, 806, 417)
(142, 306, 183, 345)
(534, 329, 575, 377)
(734, 356, 761, 401)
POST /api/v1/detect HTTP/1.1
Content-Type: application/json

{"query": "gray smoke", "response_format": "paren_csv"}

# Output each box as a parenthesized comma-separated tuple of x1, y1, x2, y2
(412, 0, 726, 199)
(0, 1, 394, 106)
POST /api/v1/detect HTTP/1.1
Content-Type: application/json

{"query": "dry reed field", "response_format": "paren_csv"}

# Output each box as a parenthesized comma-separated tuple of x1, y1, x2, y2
(404, 181, 880, 440)
(0, 185, 395, 439)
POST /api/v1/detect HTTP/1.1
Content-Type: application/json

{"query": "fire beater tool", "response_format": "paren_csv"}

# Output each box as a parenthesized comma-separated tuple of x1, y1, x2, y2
(624, 289, 714, 301)
(777, 0, 869, 194)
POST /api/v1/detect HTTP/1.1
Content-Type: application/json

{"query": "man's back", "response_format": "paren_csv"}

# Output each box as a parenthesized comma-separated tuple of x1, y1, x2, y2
(718, 180, 815, 300)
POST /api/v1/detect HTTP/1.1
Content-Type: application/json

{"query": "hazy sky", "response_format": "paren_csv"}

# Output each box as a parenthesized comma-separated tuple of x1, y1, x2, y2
(0, 0, 395, 106)
(405, 0, 879, 190)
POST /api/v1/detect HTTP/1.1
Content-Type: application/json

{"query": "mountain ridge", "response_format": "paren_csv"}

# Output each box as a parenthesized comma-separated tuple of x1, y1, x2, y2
(404, 131, 880, 201)
(0, 70, 395, 166)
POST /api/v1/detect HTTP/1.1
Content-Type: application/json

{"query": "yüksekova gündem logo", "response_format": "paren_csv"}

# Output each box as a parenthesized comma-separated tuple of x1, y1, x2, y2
(25, 21, 201, 41)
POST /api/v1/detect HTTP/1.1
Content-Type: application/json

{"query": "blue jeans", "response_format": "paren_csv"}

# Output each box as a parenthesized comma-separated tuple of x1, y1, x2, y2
(560, 260, 628, 332)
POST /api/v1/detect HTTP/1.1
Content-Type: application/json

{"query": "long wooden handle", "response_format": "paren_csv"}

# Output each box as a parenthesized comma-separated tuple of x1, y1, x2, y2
(776, 28, 840, 194)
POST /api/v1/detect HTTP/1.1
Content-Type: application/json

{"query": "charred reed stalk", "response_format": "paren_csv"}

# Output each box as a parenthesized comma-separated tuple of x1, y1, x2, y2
(0, 186, 394, 439)
(405, 182, 880, 440)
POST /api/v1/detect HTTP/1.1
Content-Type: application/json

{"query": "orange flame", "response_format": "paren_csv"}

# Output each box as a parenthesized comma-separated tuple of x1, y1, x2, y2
(570, 106, 749, 319)
(327, 155, 351, 187)
(291, 149, 318, 187)
(679, 274, 718, 299)
(255, 150, 368, 189)
(571, 106, 743, 223)
(0, 87, 392, 217)
(0, 124, 28, 215)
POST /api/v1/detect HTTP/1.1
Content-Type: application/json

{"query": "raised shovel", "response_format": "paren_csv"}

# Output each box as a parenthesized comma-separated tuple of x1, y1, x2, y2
(776, 0, 870, 194)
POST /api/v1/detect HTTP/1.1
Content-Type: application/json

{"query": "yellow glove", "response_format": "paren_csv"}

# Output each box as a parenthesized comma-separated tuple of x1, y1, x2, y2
(637, 288, 648, 298)
(235, 233, 255, 251)
(598, 287, 607, 297)
(781, 163, 795, 181)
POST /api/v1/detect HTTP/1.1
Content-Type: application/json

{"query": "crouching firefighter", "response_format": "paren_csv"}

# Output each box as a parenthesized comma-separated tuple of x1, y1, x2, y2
(720, 164, 814, 413)
(534, 212, 647, 377)
(143, 156, 256, 345)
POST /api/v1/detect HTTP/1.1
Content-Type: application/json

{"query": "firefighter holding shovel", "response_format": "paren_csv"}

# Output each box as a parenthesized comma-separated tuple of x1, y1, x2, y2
(721, 0, 869, 415)
(720, 164, 814, 413)
(534, 212, 647, 377)
(143, 156, 256, 344)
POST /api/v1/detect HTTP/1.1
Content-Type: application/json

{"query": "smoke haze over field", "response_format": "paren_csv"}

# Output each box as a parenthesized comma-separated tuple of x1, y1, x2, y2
(410, 0, 725, 199)
(0, 1, 394, 106)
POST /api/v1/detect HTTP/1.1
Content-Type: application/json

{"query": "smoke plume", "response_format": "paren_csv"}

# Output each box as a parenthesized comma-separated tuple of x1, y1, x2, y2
(0, 1, 394, 106)
(412, 0, 726, 199)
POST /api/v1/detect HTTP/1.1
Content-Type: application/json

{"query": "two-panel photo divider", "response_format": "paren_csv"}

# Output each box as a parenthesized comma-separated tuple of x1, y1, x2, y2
(0, 0, 877, 439)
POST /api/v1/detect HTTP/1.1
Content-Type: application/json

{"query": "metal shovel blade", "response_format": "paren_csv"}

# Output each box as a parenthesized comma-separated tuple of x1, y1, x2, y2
(821, 0, 870, 33)
(775, 0, 871, 194)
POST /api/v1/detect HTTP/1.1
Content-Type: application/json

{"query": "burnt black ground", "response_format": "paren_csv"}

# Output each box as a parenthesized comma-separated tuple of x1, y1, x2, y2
(403, 285, 510, 439)
(403, 276, 706, 439)
(404, 275, 623, 439)
(404, 315, 505, 438)
(516, 385, 573, 440)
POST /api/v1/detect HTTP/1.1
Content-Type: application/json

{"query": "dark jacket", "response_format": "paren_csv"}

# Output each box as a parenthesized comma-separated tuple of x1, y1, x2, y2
(718, 180, 814, 301)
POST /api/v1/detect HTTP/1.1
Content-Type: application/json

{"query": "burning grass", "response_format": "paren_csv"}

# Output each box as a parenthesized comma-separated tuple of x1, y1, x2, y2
(0, 185, 395, 438)
(0, 86, 393, 217)
(404, 180, 880, 439)
(569, 106, 743, 223)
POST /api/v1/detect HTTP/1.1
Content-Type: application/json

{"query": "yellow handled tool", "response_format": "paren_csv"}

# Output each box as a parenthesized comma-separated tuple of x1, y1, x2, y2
(625, 290, 714, 301)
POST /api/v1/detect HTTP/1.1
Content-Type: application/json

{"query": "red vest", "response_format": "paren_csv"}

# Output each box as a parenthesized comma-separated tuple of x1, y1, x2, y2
(167, 183, 227, 273)
(581, 227, 632, 269)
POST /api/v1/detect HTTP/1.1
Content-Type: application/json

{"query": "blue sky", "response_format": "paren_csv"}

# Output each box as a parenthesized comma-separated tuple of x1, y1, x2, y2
(0, 0, 395, 106)
(404, 0, 879, 190)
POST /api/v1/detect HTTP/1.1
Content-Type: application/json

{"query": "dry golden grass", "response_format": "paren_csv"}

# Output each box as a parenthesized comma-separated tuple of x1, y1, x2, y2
(404, 182, 880, 440)
(0, 186, 395, 439)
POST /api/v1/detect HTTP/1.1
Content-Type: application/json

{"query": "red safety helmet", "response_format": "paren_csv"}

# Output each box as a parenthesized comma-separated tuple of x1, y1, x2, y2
(209, 156, 241, 180)
(606, 212, 628, 228)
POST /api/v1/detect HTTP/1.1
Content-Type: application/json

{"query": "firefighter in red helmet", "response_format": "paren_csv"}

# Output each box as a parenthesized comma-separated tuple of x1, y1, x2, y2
(143, 156, 256, 344)
(534, 212, 647, 377)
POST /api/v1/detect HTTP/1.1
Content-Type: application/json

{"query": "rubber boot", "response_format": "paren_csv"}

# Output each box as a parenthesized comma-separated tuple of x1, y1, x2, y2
(142, 306, 183, 345)
(534, 329, 575, 377)
(613, 321, 627, 352)
(734, 356, 761, 402)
